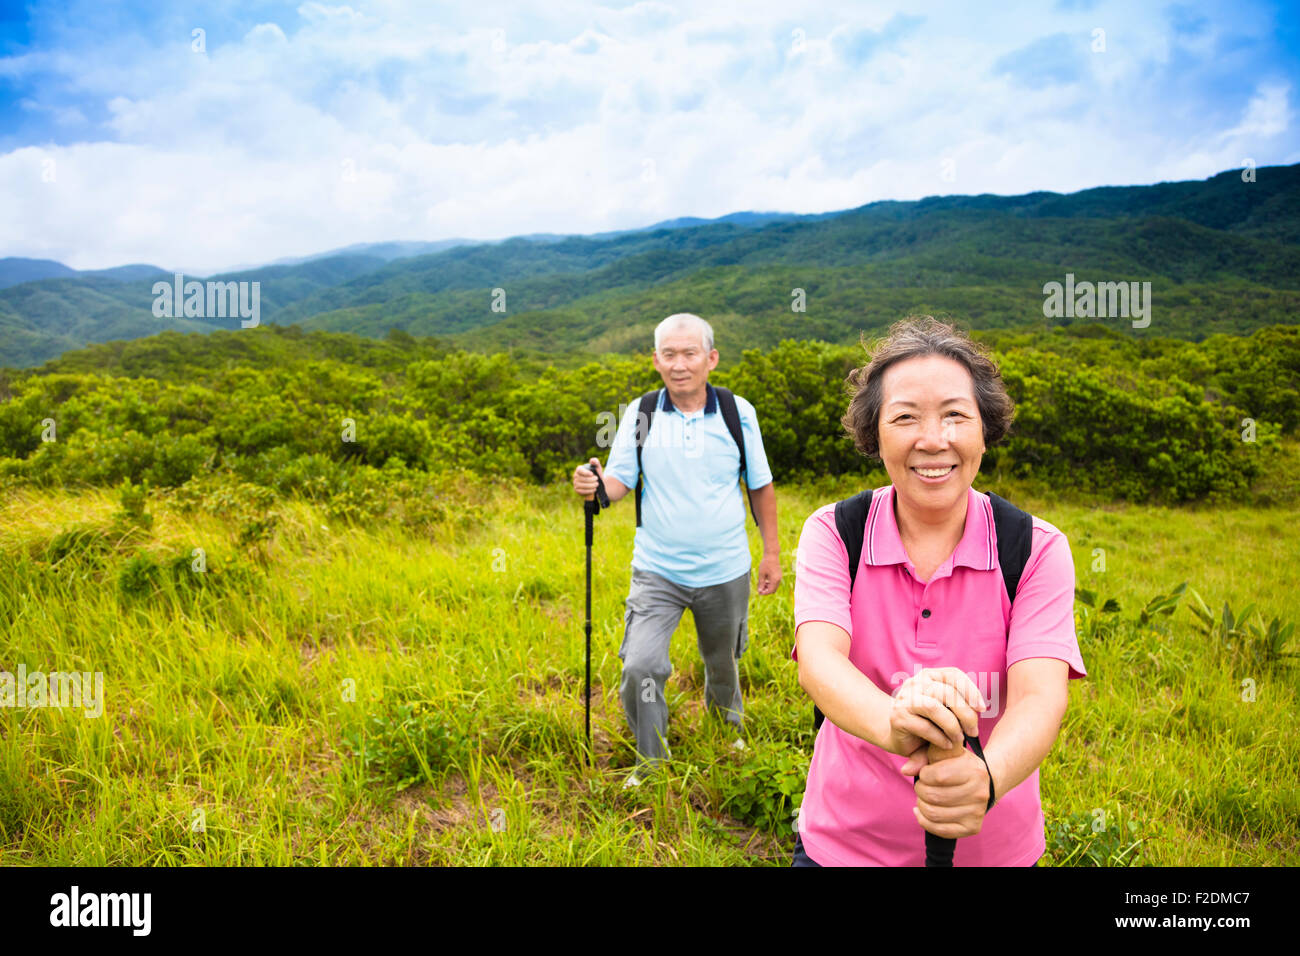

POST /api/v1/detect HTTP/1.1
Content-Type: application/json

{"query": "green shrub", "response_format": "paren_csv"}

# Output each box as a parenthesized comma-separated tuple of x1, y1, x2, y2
(44, 523, 114, 565)
(117, 553, 161, 599)
(112, 478, 153, 531)
(1045, 806, 1145, 866)
(342, 700, 469, 791)
(4, 325, 1296, 505)
(717, 741, 809, 835)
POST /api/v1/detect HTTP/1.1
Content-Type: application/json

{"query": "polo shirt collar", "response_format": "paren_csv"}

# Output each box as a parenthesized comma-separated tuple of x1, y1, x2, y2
(865, 485, 997, 573)
(660, 382, 717, 414)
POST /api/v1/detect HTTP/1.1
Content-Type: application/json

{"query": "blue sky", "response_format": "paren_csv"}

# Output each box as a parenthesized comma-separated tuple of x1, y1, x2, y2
(1, 0, 1296, 273)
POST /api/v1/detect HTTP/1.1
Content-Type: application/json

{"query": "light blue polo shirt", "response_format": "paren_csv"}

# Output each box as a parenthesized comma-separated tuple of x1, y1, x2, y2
(604, 382, 773, 588)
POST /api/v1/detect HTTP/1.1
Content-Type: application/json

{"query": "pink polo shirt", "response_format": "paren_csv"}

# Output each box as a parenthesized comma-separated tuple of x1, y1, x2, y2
(791, 484, 1086, 867)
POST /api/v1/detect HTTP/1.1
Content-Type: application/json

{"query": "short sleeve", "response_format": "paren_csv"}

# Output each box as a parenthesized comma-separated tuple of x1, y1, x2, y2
(736, 396, 773, 490)
(1005, 521, 1087, 680)
(602, 401, 642, 490)
(790, 505, 853, 662)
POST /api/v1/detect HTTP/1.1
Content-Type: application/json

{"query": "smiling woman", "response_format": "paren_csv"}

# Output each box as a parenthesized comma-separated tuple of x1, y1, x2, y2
(790, 316, 1087, 867)
(842, 318, 1013, 580)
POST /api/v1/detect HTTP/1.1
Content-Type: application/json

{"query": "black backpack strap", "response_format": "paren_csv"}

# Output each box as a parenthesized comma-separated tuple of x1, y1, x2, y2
(813, 489, 874, 732)
(833, 489, 874, 595)
(987, 491, 1033, 603)
(713, 386, 757, 527)
(633, 390, 660, 528)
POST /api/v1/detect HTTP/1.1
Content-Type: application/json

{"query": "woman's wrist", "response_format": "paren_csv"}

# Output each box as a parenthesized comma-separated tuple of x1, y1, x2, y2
(982, 747, 1004, 811)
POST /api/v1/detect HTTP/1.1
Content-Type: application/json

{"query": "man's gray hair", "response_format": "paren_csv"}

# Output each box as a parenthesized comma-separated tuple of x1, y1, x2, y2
(654, 313, 714, 353)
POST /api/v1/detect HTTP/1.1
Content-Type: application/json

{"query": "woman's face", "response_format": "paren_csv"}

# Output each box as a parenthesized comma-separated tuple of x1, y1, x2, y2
(877, 354, 985, 514)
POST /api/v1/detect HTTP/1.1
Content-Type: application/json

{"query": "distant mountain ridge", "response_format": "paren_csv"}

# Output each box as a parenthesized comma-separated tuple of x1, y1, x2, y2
(2, 164, 1297, 368)
(0, 258, 170, 290)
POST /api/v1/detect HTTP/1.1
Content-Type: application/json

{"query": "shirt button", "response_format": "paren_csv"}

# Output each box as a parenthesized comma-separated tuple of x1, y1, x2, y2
(921, 609, 932, 619)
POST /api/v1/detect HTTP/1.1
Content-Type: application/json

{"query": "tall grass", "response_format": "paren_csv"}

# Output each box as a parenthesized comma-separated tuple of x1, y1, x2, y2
(0, 476, 1295, 865)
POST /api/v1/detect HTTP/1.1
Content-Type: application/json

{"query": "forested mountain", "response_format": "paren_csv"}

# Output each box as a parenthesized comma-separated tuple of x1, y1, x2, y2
(0, 255, 388, 367)
(0, 258, 170, 289)
(2, 164, 1296, 368)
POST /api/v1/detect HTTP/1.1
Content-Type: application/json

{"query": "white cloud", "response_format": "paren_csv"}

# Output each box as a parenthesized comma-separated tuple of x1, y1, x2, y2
(1222, 83, 1291, 139)
(0, 0, 1294, 272)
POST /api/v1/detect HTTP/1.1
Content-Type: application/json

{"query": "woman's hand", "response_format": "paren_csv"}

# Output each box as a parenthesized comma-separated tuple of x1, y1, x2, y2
(909, 749, 991, 839)
(882, 666, 987, 760)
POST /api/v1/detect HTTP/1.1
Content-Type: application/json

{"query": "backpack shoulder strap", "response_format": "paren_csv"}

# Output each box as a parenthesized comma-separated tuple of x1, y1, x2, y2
(832, 488, 874, 594)
(987, 491, 1033, 603)
(713, 386, 757, 527)
(814, 488, 874, 732)
(634, 390, 660, 528)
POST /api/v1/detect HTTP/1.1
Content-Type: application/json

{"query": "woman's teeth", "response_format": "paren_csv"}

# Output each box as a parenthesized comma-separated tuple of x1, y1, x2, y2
(914, 466, 955, 477)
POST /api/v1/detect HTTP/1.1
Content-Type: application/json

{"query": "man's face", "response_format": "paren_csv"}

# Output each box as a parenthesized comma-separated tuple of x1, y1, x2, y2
(877, 354, 986, 513)
(653, 328, 719, 395)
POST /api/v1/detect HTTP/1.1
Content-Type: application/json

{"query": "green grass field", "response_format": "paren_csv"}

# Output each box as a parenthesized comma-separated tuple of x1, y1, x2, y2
(1, 474, 1297, 866)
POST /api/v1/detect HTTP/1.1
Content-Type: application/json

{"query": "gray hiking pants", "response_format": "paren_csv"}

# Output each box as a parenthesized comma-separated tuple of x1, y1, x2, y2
(618, 566, 750, 767)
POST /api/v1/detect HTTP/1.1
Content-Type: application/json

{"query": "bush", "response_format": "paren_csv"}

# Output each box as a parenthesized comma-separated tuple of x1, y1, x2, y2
(118, 553, 161, 600)
(44, 524, 114, 566)
(3, 326, 1296, 504)
(1045, 806, 1145, 866)
(112, 479, 153, 531)
(717, 741, 809, 835)
(148, 433, 211, 487)
(342, 700, 469, 791)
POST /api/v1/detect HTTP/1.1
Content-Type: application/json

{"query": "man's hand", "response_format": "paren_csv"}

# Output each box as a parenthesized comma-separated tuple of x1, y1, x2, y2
(571, 458, 630, 503)
(572, 458, 602, 498)
(756, 551, 781, 595)
(908, 748, 991, 840)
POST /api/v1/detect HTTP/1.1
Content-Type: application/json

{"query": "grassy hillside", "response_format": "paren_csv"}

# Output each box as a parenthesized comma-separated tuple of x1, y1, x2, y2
(1, 301, 1296, 866)
(0, 475, 1294, 865)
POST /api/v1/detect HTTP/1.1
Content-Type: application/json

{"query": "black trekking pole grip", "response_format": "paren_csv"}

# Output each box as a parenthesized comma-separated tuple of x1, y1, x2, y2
(917, 737, 967, 867)
(586, 463, 610, 507)
(583, 464, 608, 545)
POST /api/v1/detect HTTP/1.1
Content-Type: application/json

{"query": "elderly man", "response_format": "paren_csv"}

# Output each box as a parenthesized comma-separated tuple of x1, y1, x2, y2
(572, 312, 780, 784)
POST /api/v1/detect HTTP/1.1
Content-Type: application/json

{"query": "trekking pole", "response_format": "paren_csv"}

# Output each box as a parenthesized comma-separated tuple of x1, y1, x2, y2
(582, 464, 610, 763)
(920, 738, 965, 866)
(917, 730, 990, 866)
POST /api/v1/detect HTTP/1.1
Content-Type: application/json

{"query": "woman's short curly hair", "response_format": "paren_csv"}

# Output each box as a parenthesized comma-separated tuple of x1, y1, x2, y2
(842, 316, 1015, 460)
